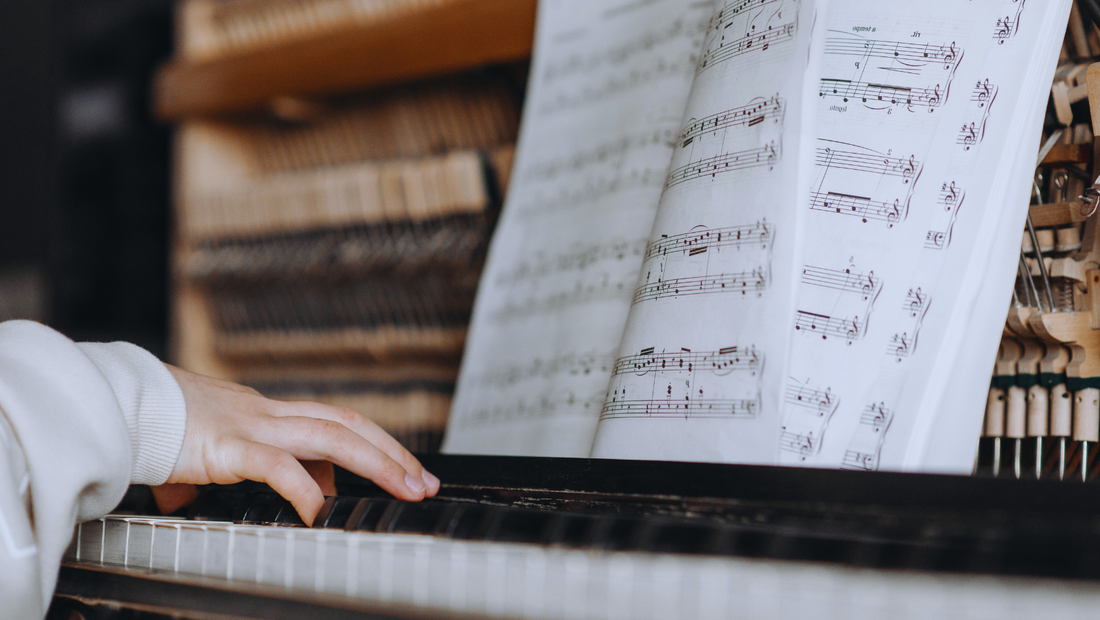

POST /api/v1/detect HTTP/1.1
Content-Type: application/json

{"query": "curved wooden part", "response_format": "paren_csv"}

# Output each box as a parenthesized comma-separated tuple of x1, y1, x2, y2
(994, 336, 1023, 377)
(1005, 306, 1037, 338)
(154, 0, 536, 119)
(1031, 311, 1100, 378)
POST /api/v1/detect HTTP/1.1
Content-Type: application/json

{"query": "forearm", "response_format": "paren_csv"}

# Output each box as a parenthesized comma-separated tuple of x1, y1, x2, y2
(0, 320, 186, 615)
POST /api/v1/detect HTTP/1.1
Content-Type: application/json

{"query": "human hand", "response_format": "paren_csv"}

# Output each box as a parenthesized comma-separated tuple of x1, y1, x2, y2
(154, 365, 440, 525)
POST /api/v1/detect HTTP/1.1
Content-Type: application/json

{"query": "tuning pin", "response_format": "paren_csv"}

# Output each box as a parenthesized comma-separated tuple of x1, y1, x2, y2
(1027, 384, 1049, 479)
(1051, 383, 1072, 480)
(985, 387, 1006, 477)
(1006, 385, 1027, 479)
(1073, 388, 1100, 482)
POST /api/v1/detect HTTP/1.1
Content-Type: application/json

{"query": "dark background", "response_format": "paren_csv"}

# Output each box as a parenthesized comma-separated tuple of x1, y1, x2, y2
(0, 0, 173, 356)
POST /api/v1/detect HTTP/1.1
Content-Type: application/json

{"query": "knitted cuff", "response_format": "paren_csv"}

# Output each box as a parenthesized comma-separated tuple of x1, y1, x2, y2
(76, 342, 187, 485)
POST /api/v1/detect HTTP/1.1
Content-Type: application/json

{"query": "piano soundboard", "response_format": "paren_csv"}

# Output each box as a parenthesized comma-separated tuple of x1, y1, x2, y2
(53, 455, 1100, 619)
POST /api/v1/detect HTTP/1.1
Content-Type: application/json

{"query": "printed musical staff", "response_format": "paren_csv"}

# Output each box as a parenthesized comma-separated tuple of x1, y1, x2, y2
(634, 222, 773, 306)
(780, 379, 839, 460)
(812, 142, 921, 228)
(888, 287, 931, 361)
(632, 268, 769, 303)
(993, 1, 1025, 45)
(840, 401, 894, 471)
(697, 0, 799, 73)
(956, 79, 998, 151)
(644, 221, 771, 261)
(473, 352, 615, 390)
(809, 190, 904, 226)
(612, 345, 761, 377)
(541, 19, 701, 86)
(925, 181, 965, 250)
(494, 238, 648, 288)
(665, 142, 780, 187)
(678, 96, 784, 147)
(800, 265, 879, 299)
(794, 311, 866, 342)
(824, 38, 961, 72)
(523, 129, 678, 182)
(601, 398, 758, 419)
(818, 79, 945, 112)
(602, 345, 763, 421)
(815, 147, 919, 179)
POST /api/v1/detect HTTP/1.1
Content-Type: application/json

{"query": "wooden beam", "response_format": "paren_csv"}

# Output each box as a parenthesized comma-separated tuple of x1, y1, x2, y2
(1029, 201, 1092, 227)
(154, 0, 536, 120)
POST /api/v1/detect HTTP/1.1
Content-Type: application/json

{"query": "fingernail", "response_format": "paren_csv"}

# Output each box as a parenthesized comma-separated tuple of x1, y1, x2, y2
(405, 473, 426, 494)
(422, 470, 440, 490)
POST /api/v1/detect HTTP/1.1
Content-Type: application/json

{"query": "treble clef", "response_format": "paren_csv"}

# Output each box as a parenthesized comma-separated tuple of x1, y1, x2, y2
(942, 181, 959, 210)
(886, 199, 902, 227)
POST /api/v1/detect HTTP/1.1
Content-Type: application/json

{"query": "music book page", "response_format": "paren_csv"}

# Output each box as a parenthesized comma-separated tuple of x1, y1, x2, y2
(590, 0, 824, 462)
(442, 0, 713, 456)
(445, 0, 1071, 471)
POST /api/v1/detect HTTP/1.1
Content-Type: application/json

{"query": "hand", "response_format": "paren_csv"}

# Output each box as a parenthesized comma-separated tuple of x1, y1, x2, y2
(155, 365, 440, 525)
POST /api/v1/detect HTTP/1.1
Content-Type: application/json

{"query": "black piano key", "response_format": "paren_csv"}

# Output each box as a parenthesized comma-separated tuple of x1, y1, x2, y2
(543, 514, 596, 547)
(487, 509, 553, 544)
(387, 501, 449, 534)
(345, 499, 392, 532)
(447, 505, 493, 540)
(235, 493, 280, 524)
(314, 496, 361, 529)
(590, 517, 645, 551)
(260, 498, 305, 527)
(187, 489, 250, 522)
(647, 523, 715, 555)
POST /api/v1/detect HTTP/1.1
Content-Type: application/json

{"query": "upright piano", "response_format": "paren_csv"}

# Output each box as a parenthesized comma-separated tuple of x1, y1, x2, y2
(52, 454, 1100, 619)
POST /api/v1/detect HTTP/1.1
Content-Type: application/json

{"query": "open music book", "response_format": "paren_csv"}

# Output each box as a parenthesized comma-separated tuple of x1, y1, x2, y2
(442, 0, 1072, 473)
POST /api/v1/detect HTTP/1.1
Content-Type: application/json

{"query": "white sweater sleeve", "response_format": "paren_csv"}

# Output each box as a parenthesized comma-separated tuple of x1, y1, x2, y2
(0, 320, 187, 617)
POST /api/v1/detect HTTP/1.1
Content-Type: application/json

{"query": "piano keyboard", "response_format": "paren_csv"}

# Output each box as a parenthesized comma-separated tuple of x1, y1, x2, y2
(58, 455, 1100, 619)
(65, 514, 1100, 619)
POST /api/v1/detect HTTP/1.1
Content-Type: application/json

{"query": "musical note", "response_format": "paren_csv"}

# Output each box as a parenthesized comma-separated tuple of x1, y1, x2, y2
(665, 142, 780, 187)
(632, 268, 769, 303)
(824, 37, 962, 72)
(840, 402, 894, 471)
(818, 79, 947, 112)
(678, 96, 785, 147)
(634, 222, 774, 306)
(955, 79, 998, 151)
(697, 0, 799, 73)
(887, 287, 931, 361)
(780, 378, 839, 460)
(993, 1, 1025, 45)
(811, 142, 920, 228)
(924, 182, 965, 250)
(493, 239, 648, 288)
(601, 344, 764, 420)
(800, 265, 879, 299)
(793, 310, 865, 342)
(644, 221, 771, 261)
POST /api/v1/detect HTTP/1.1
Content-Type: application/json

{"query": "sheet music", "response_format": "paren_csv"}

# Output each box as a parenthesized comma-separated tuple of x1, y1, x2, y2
(778, 0, 1071, 472)
(442, 0, 714, 456)
(591, 0, 824, 462)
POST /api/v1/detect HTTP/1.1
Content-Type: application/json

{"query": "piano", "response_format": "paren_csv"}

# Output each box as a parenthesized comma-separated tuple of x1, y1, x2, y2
(52, 454, 1100, 619)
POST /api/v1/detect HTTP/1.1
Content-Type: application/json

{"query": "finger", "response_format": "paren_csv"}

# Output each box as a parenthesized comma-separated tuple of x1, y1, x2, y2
(302, 460, 336, 496)
(274, 401, 439, 496)
(150, 483, 198, 515)
(254, 416, 426, 502)
(227, 440, 326, 526)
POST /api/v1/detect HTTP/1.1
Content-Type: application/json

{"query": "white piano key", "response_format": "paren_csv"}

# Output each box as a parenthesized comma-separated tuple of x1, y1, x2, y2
(175, 523, 208, 575)
(123, 519, 155, 567)
(67, 516, 1100, 620)
(149, 522, 180, 571)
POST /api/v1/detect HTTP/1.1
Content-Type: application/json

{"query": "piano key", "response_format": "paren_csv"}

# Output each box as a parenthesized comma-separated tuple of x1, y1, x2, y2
(346, 498, 392, 532)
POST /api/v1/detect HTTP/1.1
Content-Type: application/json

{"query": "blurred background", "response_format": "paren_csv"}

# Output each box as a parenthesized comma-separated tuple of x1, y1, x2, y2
(0, 0, 173, 354)
(0, 0, 532, 452)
